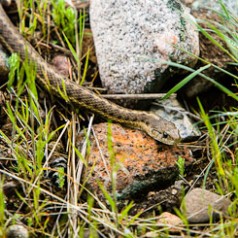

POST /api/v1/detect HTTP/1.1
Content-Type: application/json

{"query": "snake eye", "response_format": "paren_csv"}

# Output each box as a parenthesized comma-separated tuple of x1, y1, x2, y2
(163, 132, 168, 138)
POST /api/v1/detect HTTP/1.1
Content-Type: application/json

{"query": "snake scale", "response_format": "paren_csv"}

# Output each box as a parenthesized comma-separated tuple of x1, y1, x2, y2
(0, 3, 180, 145)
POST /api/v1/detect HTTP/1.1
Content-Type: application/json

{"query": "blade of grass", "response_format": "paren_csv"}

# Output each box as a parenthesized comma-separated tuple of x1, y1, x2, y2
(165, 61, 238, 101)
(197, 98, 225, 176)
(162, 64, 211, 99)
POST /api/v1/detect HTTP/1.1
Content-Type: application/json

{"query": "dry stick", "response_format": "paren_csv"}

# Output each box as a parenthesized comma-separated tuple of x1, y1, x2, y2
(102, 93, 172, 100)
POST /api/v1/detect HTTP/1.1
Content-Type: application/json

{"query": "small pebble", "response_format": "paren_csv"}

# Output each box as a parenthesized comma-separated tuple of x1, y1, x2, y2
(51, 55, 70, 77)
(3, 180, 21, 197)
(180, 188, 231, 223)
(157, 212, 183, 233)
(6, 224, 29, 238)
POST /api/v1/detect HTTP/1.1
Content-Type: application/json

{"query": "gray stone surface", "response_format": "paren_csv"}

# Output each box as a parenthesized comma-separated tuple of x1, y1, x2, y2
(191, 0, 238, 16)
(90, 0, 199, 95)
(181, 188, 231, 223)
(151, 96, 201, 140)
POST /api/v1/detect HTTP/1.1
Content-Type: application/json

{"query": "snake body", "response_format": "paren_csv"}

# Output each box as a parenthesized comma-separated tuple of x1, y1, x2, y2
(0, 4, 180, 145)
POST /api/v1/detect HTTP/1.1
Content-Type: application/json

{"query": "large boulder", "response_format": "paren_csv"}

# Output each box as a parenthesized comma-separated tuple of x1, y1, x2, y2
(90, 0, 199, 95)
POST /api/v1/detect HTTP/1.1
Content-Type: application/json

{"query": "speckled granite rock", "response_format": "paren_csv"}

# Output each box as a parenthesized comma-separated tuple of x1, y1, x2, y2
(90, 0, 199, 95)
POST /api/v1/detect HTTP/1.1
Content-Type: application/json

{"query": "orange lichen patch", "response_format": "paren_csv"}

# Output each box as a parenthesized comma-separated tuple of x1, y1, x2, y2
(79, 123, 193, 200)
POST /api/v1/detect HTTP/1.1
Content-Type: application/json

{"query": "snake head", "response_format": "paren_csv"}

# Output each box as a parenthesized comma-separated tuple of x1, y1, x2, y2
(143, 113, 181, 145)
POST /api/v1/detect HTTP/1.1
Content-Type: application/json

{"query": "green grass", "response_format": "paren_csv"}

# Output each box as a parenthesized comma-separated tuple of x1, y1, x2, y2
(0, 0, 237, 237)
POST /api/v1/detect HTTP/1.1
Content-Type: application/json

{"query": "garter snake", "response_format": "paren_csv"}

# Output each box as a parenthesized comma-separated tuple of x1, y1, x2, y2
(0, 3, 180, 145)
